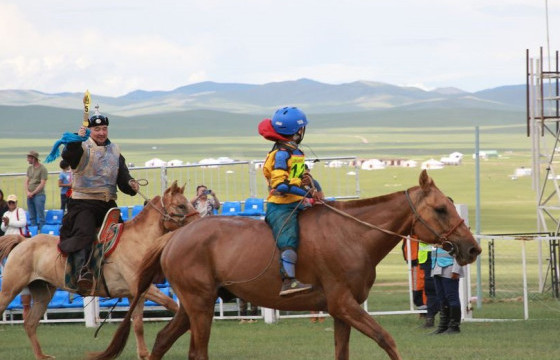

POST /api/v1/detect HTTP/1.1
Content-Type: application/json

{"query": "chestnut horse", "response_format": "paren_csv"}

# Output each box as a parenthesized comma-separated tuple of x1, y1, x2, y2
(92, 171, 481, 360)
(0, 181, 200, 360)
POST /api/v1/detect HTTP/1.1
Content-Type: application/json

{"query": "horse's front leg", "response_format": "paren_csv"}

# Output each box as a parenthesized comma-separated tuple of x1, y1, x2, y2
(333, 317, 351, 360)
(130, 299, 149, 360)
(328, 292, 402, 360)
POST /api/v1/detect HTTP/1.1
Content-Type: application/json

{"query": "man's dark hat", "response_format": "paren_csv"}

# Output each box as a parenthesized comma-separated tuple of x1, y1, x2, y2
(88, 114, 109, 128)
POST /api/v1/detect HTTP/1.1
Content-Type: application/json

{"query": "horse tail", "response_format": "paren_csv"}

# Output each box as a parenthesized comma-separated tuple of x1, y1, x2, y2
(87, 232, 173, 360)
(0, 234, 26, 263)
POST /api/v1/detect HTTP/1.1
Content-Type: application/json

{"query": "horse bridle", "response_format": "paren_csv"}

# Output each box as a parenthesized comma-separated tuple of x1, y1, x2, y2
(404, 189, 464, 254)
(316, 189, 464, 254)
(157, 195, 199, 227)
(134, 182, 198, 228)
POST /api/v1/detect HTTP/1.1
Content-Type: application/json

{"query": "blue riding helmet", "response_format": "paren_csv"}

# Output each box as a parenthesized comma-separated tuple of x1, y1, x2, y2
(271, 107, 307, 135)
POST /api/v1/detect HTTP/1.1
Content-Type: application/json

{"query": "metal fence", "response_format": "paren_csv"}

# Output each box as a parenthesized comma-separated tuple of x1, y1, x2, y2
(0, 156, 362, 325)
(469, 234, 560, 321)
(0, 156, 360, 211)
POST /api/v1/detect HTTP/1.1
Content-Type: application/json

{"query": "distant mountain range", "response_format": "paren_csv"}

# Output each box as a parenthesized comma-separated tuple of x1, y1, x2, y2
(0, 78, 526, 117)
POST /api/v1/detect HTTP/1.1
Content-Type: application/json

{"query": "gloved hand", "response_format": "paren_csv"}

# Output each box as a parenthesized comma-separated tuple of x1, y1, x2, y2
(303, 198, 315, 207)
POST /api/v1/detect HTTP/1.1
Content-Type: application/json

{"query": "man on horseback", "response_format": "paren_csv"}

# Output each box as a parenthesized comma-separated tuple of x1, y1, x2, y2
(58, 108, 139, 292)
(259, 106, 319, 296)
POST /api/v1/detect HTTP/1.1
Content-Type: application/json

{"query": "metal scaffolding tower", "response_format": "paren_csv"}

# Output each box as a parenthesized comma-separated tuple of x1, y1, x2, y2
(527, 47, 560, 296)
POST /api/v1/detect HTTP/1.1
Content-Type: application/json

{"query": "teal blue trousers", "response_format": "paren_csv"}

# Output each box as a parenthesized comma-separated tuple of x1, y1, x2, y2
(265, 202, 305, 250)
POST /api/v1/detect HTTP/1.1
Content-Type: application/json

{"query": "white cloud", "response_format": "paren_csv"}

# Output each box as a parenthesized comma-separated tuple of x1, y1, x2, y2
(1, 0, 560, 96)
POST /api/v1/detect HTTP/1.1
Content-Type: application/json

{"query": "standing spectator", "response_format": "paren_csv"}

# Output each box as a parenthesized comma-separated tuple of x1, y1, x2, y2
(58, 159, 72, 212)
(191, 185, 220, 217)
(0, 189, 8, 236)
(431, 246, 465, 334)
(25, 150, 48, 230)
(402, 238, 425, 311)
(58, 110, 139, 291)
(1, 194, 31, 318)
(1, 194, 28, 237)
(419, 242, 438, 328)
(238, 299, 259, 324)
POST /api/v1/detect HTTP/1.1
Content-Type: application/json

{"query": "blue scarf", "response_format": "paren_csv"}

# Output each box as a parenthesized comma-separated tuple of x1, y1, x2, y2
(45, 129, 91, 164)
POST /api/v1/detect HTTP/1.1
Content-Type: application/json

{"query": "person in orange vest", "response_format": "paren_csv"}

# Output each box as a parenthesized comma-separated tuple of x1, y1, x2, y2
(402, 238, 425, 310)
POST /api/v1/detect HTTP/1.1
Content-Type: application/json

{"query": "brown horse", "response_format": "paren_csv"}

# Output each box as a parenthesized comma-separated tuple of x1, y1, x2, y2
(92, 170, 481, 360)
(0, 181, 200, 360)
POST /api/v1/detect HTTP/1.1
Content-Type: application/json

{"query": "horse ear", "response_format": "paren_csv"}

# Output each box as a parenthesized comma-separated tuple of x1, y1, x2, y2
(419, 170, 433, 193)
(179, 183, 186, 194)
(170, 180, 178, 193)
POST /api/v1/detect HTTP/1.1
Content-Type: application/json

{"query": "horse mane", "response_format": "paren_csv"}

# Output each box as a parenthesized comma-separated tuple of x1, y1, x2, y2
(326, 186, 419, 211)
(0, 234, 26, 262)
(125, 196, 162, 226)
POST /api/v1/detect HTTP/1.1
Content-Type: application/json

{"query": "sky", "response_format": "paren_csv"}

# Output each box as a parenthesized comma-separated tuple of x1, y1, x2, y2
(1, 0, 559, 97)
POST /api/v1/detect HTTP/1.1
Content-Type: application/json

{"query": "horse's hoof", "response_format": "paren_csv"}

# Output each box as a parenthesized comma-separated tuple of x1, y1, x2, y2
(138, 352, 150, 360)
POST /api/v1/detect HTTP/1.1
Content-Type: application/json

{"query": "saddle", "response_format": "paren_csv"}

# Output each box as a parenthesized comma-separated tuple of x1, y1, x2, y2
(64, 207, 124, 292)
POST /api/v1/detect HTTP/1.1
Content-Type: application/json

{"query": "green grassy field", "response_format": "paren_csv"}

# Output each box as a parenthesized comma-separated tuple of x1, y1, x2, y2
(1, 316, 558, 360)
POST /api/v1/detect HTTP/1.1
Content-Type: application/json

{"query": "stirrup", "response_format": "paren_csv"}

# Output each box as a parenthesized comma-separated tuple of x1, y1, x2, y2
(279, 278, 312, 296)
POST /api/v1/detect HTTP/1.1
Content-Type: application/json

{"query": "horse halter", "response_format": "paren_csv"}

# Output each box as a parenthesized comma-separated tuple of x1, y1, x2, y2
(405, 190, 464, 254)
(134, 180, 198, 228)
(158, 195, 199, 227)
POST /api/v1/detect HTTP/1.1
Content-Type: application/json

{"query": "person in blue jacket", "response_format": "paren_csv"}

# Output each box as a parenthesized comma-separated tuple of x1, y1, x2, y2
(431, 244, 465, 334)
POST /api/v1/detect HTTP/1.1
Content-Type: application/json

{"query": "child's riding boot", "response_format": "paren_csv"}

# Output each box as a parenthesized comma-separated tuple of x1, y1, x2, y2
(279, 248, 312, 296)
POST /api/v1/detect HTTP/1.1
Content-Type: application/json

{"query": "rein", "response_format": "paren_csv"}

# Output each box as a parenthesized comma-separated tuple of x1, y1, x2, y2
(317, 189, 463, 250)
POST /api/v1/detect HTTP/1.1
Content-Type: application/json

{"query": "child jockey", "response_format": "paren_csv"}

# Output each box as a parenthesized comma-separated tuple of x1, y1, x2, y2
(259, 106, 318, 296)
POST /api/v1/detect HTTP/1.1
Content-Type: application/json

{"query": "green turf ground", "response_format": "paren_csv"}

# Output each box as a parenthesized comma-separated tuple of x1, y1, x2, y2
(1, 316, 558, 360)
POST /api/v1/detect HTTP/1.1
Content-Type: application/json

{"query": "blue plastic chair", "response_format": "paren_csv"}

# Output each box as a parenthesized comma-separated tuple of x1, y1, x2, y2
(131, 205, 144, 218)
(45, 209, 64, 225)
(119, 206, 130, 221)
(28, 225, 39, 237)
(155, 279, 169, 288)
(40, 224, 60, 236)
(7, 294, 22, 310)
(65, 293, 84, 308)
(240, 198, 265, 216)
(99, 297, 129, 307)
(221, 201, 242, 216)
(48, 290, 69, 308)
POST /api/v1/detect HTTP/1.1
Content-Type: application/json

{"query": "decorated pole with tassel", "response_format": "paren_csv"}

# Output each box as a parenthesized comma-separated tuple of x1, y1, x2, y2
(45, 90, 92, 163)
(83, 89, 91, 127)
